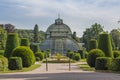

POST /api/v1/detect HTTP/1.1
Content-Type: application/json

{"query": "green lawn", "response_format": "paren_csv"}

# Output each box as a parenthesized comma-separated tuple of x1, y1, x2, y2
(0, 64, 40, 73)
(78, 63, 95, 71)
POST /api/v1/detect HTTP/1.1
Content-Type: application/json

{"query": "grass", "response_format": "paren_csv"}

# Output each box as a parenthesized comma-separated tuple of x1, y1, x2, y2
(0, 64, 40, 73)
(78, 63, 95, 71)
(80, 59, 86, 62)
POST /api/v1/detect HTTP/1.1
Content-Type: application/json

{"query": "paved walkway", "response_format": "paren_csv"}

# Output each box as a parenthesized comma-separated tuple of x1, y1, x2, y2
(0, 62, 120, 80)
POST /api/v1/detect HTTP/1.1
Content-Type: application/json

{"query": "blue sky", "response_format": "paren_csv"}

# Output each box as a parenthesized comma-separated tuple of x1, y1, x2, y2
(0, 0, 120, 37)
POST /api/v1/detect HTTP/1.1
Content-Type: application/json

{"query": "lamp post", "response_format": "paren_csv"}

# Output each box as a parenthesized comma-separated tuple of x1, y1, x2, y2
(69, 57, 71, 71)
(45, 50, 48, 71)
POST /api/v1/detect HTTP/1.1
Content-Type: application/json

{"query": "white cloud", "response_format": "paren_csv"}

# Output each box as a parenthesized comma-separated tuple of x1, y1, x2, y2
(0, 0, 120, 37)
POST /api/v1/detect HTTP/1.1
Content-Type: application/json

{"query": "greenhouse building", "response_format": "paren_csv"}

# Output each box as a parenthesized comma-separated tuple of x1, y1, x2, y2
(40, 18, 81, 55)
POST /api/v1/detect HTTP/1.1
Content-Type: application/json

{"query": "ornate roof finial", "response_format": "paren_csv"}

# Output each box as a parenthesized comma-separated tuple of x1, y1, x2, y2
(58, 13, 60, 19)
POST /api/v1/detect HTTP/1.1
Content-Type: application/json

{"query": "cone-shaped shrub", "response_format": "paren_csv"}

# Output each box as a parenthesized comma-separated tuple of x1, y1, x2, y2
(20, 38, 30, 47)
(95, 57, 112, 70)
(87, 49, 105, 67)
(8, 57, 22, 70)
(98, 33, 113, 57)
(12, 46, 35, 67)
(4, 33, 19, 58)
(88, 39, 98, 51)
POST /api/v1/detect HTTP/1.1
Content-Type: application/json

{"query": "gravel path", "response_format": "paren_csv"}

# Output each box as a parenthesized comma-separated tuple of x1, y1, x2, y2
(0, 62, 120, 80)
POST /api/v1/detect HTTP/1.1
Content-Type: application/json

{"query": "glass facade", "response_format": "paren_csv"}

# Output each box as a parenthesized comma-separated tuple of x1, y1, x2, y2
(40, 18, 80, 55)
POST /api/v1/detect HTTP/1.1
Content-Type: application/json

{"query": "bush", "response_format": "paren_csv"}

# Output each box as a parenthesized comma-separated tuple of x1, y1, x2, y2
(0, 50, 4, 56)
(4, 33, 19, 58)
(113, 51, 120, 58)
(30, 43, 40, 54)
(20, 38, 30, 47)
(8, 57, 22, 70)
(83, 50, 88, 58)
(98, 33, 113, 57)
(66, 51, 74, 59)
(35, 52, 44, 61)
(78, 50, 85, 59)
(12, 46, 35, 67)
(87, 49, 105, 67)
(36, 57, 40, 61)
(111, 57, 120, 71)
(72, 53, 81, 61)
(88, 39, 98, 51)
(45, 49, 50, 58)
(95, 57, 112, 70)
(0, 55, 8, 71)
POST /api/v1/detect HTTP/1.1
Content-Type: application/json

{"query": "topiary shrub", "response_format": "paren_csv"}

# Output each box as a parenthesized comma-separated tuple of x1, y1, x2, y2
(87, 49, 105, 67)
(20, 38, 30, 47)
(72, 53, 81, 61)
(95, 57, 112, 70)
(12, 46, 35, 67)
(36, 57, 40, 61)
(66, 50, 74, 59)
(0, 50, 4, 56)
(111, 57, 120, 71)
(113, 51, 120, 58)
(4, 33, 19, 58)
(78, 50, 85, 59)
(35, 51, 44, 61)
(0, 55, 8, 71)
(88, 39, 98, 51)
(98, 33, 113, 57)
(30, 43, 40, 54)
(8, 57, 22, 70)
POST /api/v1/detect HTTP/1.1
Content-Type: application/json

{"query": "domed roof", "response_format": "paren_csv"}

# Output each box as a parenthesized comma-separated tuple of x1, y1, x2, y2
(46, 18, 72, 34)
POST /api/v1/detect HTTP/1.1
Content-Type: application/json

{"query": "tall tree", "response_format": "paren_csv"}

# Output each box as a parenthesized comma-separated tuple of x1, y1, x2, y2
(33, 24, 39, 43)
(110, 29, 120, 50)
(82, 23, 104, 50)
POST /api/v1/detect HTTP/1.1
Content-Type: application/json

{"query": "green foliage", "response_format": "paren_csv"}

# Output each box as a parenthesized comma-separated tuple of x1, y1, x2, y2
(0, 55, 8, 71)
(113, 51, 120, 58)
(110, 29, 120, 50)
(87, 49, 105, 67)
(95, 57, 112, 70)
(0, 26, 7, 50)
(30, 43, 40, 54)
(88, 39, 98, 51)
(78, 50, 85, 59)
(111, 57, 120, 71)
(20, 38, 30, 47)
(72, 53, 81, 61)
(0, 50, 4, 56)
(98, 33, 113, 57)
(12, 46, 35, 67)
(82, 23, 104, 50)
(8, 57, 22, 70)
(66, 50, 74, 59)
(33, 24, 39, 43)
(4, 33, 19, 58)
(45, 49, 50, 58)
(83, 50, 89, 58)
(35, 52, 44, 61)
(36, 57, 40, 61)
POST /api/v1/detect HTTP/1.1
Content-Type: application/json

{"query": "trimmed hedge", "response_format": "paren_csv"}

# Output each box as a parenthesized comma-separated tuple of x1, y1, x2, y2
(20, 38, 30, 47)
(30, 43, 40, 54)
(0, 50, 4, 56)
(113, 51, 120, 58)
(0, 55, 8, 71)
(88, 39, 98, 51)
(95, 57, 112, 70)
(78, 50, 85, 59)
(12, 46, 35, 67)
(66, 51, 74, 59)
(4, 33, 19, 58)
(35, 52, 44, 61)
(98, 33, 113, 57)
(87, 49, 105, 67)
(72, 53, 81, 61)
(8, 57, 22, 70)
(111, 57, 120, 71)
